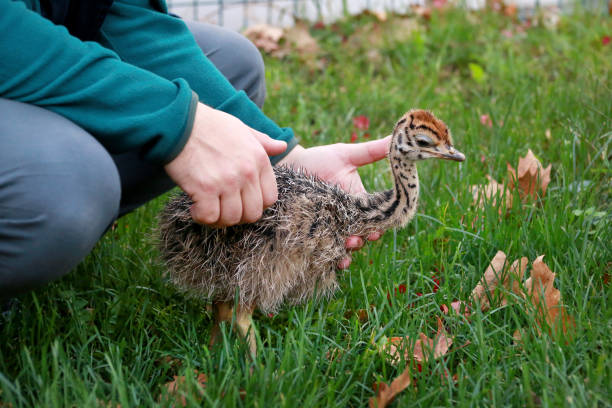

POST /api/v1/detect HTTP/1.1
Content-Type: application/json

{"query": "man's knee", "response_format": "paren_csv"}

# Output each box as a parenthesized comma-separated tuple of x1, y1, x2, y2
(0, 99, 121, 295)
(0, 150, 121, 295)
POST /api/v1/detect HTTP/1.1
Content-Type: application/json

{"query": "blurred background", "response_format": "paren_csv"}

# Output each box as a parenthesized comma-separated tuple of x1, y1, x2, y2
(166, 0, 608, 29)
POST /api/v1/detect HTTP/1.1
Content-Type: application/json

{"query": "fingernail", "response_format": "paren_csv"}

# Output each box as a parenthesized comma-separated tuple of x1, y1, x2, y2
(367, 232, 381, 241)
(346, 236, 362, 248)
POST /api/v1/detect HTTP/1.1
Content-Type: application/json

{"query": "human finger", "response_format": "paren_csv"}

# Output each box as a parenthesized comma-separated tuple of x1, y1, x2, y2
(367, 231, 383, 241)
(252, 130, 287, 156)
(240, 180, 264, 223)
(345, 135, 391, 167)
(217, 191, 243, 226)
(337, 255, 352, 270)
(345, 236, 364, 250)
(190, 196, 220, 225)
(259, 161, 278, 208)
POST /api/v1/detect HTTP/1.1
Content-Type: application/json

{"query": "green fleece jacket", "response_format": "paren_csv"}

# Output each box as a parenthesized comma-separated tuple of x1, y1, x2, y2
(0, 0, 297, 164)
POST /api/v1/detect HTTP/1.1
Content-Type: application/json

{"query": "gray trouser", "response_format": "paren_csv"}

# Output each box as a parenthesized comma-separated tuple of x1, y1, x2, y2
(0, 22, 266, 298)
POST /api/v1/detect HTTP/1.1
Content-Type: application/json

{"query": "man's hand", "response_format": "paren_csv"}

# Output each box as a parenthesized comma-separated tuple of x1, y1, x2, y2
(279, 136, 391, 269)
(164, 103, 286, 226)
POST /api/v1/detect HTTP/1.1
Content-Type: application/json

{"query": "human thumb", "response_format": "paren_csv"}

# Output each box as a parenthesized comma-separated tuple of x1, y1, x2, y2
(253, 131, 288, 156)
(346, 135, 391, 167)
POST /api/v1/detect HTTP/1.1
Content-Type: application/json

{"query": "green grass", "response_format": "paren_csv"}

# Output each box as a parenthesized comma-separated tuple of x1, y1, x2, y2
(1, 8, 611, 408)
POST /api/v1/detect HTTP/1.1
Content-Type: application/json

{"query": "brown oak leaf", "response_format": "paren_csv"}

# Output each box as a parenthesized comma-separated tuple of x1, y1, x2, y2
(523, 255, 575, 337)
(160, 370, 207, 407)
(471, 251, 528, 311)
(370, 366, 412, 408)
(507, 149, 551, 202)
(383, 318, 453, 365)
(243, 24, 283, 54)
(470, 175, 512, 210)
(283, 21, 320, 56)
(372, 319, 453, 407)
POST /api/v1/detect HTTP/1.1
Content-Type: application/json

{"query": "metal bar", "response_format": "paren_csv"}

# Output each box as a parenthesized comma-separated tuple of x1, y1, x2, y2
(243, 0, 248, 28)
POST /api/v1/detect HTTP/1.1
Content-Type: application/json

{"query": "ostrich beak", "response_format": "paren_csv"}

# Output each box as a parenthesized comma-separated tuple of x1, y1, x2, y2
(444, 148, 465, 162)
(435, 146, 465, 162)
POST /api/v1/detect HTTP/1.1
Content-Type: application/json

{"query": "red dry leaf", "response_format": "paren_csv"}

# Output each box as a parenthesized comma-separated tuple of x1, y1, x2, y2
(471, 251, 528, 311)
(398, 284, 407, 294)
(161, 370, 208, 407)
(353, 115, 370, 130)
(523, 255, 575, 338)
(432, 275, 440, 293)
(370, 366, 412, 408)
(507, 149, 552, 202)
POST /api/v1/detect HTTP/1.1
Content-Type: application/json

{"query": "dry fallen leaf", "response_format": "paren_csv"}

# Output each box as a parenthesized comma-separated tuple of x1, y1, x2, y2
(243, 24, 284, 54)
(523, 255, 575, 337)
(383, 318, 453, 365)
(411, 4, 432, 20)
(414, 318, 453, 362)
(283, 22, 320, 56)
(471, 251, 528, 311)
(344, 304, 375, 323)
(160, 370, 208, 407)
(441, 300, 471, 317)
(503, 3, 518, 17)
(360, 9, 388, 22)
(243, 22, 320, 60)
(470, 175, 512, 210)
(372, 319, 454, 407)
(507, 149, 552, 203)
(370, 366, 412, 408)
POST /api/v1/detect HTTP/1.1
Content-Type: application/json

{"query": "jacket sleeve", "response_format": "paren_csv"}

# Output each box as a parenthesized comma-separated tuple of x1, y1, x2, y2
(0, 0, 198, 164)
(99, 0, 298, 164)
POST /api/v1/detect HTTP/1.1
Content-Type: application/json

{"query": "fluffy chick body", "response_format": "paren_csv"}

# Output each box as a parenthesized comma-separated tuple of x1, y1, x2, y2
(159, 166, 388, 313)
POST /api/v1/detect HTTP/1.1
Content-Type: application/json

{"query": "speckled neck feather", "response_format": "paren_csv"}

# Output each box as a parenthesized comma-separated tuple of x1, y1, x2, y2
(354, 142, 419, 232)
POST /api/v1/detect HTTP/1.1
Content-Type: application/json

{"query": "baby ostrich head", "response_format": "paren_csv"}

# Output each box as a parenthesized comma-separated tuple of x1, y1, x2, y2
(390, 109, 465, 163)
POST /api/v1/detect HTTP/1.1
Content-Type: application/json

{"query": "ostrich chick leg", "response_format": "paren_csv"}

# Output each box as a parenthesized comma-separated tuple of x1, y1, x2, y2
(236, 305, 257, 357)
(209, 302, 257, 357)
(209, 301, 233, 347)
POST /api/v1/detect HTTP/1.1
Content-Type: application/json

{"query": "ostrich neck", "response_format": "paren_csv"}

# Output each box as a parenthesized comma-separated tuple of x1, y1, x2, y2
(354, 154, 419, 232)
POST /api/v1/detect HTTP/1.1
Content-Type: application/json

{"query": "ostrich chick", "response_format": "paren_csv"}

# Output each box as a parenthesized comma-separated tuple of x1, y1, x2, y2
(158, 110, 465, 355)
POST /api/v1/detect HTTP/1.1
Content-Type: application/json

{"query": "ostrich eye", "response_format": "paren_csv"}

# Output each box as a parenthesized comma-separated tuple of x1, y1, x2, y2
(415, 134, 434, 147)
